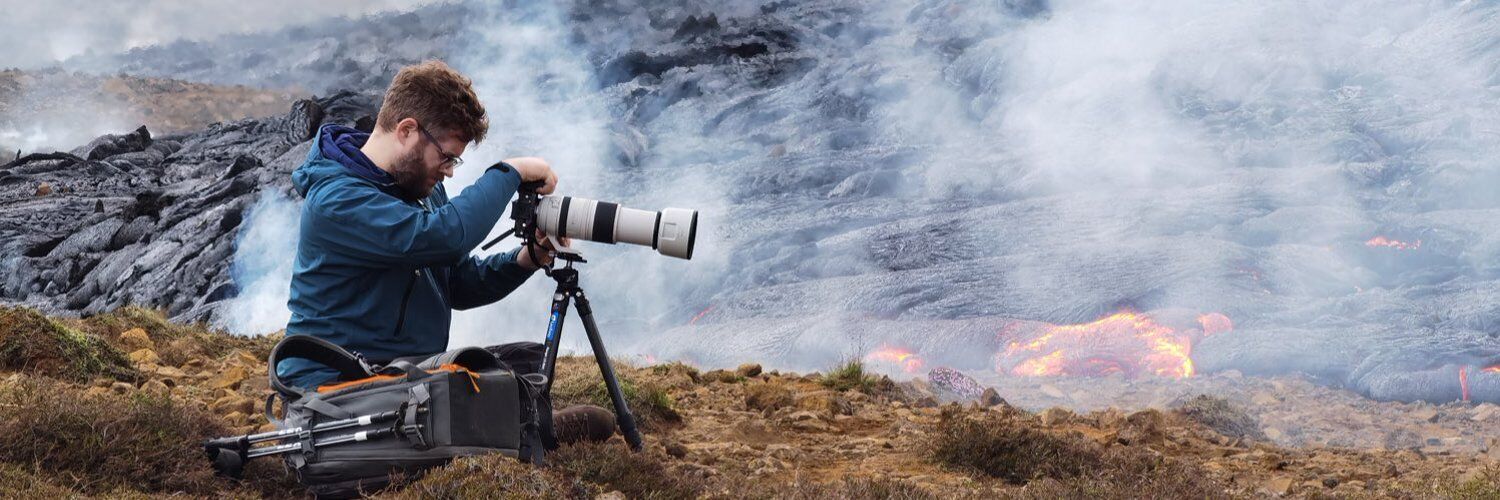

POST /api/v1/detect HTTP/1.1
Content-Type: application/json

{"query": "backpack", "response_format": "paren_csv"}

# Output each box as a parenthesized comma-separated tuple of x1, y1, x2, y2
(265, 335, 548, 498)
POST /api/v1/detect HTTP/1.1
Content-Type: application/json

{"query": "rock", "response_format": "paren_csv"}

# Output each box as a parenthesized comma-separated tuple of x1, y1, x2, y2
(208, 365, 249, 390)
(979, 387, 1005, 407)
(1410, 407, 1438, 423)
(1040, 407, 1075, 426)
(212, 394, 256, 415)
(795, 390, 852, 417)
(1469, 404, 1497, 422)
(225, 411, 249, 427)
(703, 369, 741, 383)
(596, 491, 627, 500)
(735, 363, 763, 378)
(743, 382, 793, 412)
(663, 441, 689, 458)
(913, 396, 938, 408)
(117, 327, 154, 350)
(1251, 392, 1279, 406)
(1263, 476, 1295, 495)
(155, 366, 187, 380)
(109, 381, 133, 394)
(140, 379, 170, 395)
(128, 348, 161, 366)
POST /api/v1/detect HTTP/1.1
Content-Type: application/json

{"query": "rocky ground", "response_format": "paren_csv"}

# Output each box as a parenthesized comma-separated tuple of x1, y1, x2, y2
(0, 305, 1495, 498)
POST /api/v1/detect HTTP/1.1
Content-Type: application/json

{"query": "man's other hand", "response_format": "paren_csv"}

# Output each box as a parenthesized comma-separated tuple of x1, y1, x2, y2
(516, 228, 572, 270)
(506, 156, 558, 194)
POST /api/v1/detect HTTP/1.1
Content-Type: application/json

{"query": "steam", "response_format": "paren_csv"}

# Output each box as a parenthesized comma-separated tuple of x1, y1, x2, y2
(224, 192, 300, 335)
(0, 0, 452, 69)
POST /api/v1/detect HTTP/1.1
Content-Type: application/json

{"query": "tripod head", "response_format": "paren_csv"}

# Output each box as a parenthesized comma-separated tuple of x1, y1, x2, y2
(481, 180, 581, 274)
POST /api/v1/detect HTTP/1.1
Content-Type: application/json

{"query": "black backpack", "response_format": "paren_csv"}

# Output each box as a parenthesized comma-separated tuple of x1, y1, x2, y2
(264, 335, 549, 498)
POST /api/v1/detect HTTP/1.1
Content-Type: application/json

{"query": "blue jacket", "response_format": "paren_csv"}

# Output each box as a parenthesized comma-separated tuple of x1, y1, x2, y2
(277, 124, 535, 389)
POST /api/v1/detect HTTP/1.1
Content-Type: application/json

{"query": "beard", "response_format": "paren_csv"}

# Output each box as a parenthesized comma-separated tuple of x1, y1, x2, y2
(388, 148, 436, 201)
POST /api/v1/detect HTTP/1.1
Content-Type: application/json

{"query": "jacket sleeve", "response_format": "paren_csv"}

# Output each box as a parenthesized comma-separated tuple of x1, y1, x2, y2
(449, 246, 538, 310)
(303, 168, 522, 268)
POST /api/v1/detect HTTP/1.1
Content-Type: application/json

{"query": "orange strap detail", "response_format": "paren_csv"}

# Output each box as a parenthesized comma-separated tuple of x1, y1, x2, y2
(316, 363, 482, 393)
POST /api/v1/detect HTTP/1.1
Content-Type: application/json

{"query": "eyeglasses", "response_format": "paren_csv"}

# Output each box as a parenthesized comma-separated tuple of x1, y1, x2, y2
(417, 124, 463, 168)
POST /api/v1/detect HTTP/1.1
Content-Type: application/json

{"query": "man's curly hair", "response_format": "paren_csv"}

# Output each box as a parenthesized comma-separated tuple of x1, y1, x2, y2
(376, 59, 489, 144)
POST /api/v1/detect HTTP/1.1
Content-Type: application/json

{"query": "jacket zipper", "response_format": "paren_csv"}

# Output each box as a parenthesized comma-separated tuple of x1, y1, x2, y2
(393, 197, 439, 337)
(392, 271, 418, 337)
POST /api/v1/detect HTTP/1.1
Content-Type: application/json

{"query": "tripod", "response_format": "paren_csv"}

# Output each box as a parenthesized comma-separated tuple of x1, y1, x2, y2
(538, 250, 644, 451)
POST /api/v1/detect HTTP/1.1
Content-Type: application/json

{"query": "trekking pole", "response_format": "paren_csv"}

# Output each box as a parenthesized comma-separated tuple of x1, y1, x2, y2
(204, 409, 404, 477)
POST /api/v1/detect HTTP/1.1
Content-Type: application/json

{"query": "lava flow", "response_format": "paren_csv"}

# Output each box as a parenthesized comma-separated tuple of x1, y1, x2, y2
(996, 311, 1230, 379)
(865, 345, 924, 373)
(1365, 236, 1421, 250)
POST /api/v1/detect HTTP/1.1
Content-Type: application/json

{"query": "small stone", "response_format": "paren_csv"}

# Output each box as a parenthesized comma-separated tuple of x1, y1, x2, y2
(735, 363, 763, 378)
(787, 411, 821, 422)
(1410, 407, 1438, 423)
(208, 365, 249, 390)
(212, 395, 255, 415)
(155, 366, 187, 379)
(912, 396, 938, 408)
(663, 441, 688, 458)
(225, 411, 249, 427)
(118, 328, 154, 350)
(128, 348, 161, 366)
(1322, 477, 1340, 488)
(596, 491, 628, 500)
(1264, 476, 1295, 495)
(795, 390, 851, 417)
(979, 387, 1005, 407)
(140, 379, 170, 395)
(110, 381, 133, 394)
(34, 182, 51, 196)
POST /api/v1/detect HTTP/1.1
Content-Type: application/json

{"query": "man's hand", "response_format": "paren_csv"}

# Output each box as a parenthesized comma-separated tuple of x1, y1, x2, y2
(516, 228, 572, 270)
(505, 156, 558, 194)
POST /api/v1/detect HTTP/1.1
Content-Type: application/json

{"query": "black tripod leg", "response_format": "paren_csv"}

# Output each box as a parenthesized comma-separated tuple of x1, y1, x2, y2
(573, 292, 644, 451)
(540, 291, 572, 394)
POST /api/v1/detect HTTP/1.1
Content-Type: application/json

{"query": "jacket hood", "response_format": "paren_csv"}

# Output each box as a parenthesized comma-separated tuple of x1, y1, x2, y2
(292, 124, 395, 197)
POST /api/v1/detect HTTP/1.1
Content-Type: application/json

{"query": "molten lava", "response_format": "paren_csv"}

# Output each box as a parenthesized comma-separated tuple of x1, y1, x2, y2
(997, 311, 1227, 379)
(1460, 366, 1470, 402)
(1365, 236, 1421, 250)
(688, 305, 715, 325)
(1486, 366, 1500, 373)
(866, 345, 924, 373)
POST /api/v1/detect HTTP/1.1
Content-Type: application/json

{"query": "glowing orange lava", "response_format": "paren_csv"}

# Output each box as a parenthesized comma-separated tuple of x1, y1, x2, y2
(1486, 366, 1500, 373)
(1365, 236, 1421, 250)
(688, 305, 715, 325)
(1460, 366, 1471, 402)
(865, 345, 924, 373)
(998, 311, 1227, 379)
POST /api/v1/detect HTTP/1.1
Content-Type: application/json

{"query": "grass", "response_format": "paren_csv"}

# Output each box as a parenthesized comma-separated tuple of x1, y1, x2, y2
(550, 357, 682, 431)
(381, 453, 590, 500)
(818, 359, 899, 396)
(0, 376, 228, 494)
(78, 305, 279, 368)
(0, 306, 136, 382)
(549, 441, 709, 499)
(927, 407, 1226, 498)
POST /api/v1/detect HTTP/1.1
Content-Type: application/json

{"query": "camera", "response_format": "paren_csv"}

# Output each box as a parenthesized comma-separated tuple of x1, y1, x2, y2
(485, 177, 699, 260)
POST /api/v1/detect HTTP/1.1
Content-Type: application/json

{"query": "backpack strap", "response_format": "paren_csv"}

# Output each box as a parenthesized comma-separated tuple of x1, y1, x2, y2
(268, 335, 376, 399)
(415, 346, 501, 372)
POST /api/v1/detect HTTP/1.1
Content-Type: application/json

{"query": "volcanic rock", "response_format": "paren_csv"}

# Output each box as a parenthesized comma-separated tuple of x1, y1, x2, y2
(735, 363, 762, 378)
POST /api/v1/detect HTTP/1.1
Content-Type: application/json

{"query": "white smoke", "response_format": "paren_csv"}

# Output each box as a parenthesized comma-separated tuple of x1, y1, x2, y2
(224, 191, 300, 335)
(0, 0, 455, 69)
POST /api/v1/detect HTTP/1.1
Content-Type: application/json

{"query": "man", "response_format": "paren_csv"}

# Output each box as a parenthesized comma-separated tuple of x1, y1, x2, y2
(279, 60, 612, 445)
